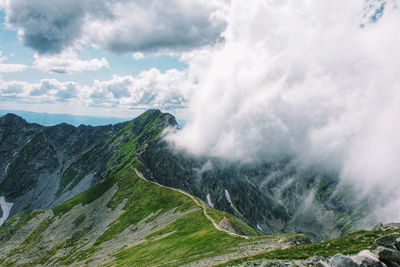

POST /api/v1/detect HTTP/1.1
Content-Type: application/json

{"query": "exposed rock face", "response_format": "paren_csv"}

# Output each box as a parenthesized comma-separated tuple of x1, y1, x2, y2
(376, 246, 400, 262)
(330, 254, 360, 267)
(375, 233, 399, 248)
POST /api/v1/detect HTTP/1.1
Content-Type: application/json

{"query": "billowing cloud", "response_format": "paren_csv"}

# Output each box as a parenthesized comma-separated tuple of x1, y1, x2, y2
(33, 49, 109, 74)
(166, 0, 400, 221)
(90, 68, 194, 108)
(0, 68, 194, 108)
(3, 0, 226, 55)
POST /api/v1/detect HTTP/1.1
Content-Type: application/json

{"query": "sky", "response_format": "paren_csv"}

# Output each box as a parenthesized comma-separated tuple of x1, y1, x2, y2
(1, 0, 400, 221)
(0, 0, 218, 118)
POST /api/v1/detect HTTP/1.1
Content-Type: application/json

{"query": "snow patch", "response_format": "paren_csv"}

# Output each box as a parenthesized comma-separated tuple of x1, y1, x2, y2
(4, 163, 9, 175)
(206, 193, 214, 208)
(257, 224, 263, 231)
(224, 189, 234, 208)
(0, 196, 13, 226)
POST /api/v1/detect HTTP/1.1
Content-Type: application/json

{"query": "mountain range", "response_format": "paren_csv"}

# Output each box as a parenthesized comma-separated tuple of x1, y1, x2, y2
(0, 110, 388, 266)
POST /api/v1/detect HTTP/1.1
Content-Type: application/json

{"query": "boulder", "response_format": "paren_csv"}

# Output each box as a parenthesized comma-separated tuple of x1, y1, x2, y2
(287, 235, 312, 246)
(373, 223, 400, 231)
(373, 223, 385, 231)
(315, 260, 330, 267)
(375, 246, 400, 263)
(330, 254, 359, 267)
(395, 238, 400, 251)
(355, 250, 387, 267)
(375, 233, 399, 248)
(383, 261, 400, 267)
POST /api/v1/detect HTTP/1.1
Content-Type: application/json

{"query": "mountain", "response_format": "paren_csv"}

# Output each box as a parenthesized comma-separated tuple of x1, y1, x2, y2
(0, 109, 379, 265)
(0, 110, 371, 239)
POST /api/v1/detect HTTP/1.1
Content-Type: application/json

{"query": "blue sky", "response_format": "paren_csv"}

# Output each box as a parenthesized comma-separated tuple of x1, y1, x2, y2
(0, 1, 220, 119)
(0, 9, 187, 84)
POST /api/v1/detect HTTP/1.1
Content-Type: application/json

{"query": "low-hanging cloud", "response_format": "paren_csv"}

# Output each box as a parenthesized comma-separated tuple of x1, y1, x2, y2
(167, 0, 400, 221)
(3, 0, 226, 55)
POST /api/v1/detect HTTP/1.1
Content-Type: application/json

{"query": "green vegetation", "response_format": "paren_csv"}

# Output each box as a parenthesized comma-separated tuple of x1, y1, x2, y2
(52, 177, 114, 217)
(105, 110, 169, 174)
(0, 210, 45, 243)
(73, 214, 86, 227)
(206, 207, 259, 236)
(0, 159, 267, 266)
(65, 227, 92, 247)
(94, 164, 196, 245)
(112, 210, 247, 266)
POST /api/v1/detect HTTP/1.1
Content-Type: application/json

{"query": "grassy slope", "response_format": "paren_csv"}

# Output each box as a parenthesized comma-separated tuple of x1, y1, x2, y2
(1, 158, 281, 266)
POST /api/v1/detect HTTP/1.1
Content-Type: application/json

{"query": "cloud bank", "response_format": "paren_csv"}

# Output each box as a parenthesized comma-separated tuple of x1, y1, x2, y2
(167, 0, 400, 221)
(4, 0, 226, 54)
(0, 68, 194, 109)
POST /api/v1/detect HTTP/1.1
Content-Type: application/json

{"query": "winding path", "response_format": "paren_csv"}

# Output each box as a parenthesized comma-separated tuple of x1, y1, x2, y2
(130, 164, 249, 239)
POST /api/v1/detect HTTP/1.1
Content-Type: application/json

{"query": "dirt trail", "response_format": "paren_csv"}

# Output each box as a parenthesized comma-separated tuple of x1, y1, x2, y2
(130, 165, 249, 239)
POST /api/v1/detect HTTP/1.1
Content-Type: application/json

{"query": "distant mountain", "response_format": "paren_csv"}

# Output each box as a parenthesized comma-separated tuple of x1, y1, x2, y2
(0, 110, 131, 127)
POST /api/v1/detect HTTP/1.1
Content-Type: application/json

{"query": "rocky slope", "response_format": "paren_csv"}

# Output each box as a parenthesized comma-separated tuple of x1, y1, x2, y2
(228, 224, 400, 267)
(0, 110, 371, 242)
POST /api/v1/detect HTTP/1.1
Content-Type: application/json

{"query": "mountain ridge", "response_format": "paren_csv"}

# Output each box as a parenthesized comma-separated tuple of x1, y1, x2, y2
(0, 110, 371, 241)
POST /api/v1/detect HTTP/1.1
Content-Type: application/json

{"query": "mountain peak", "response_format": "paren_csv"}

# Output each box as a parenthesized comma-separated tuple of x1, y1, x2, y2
(0, 113, 36, 130)
(0, 113, 27, 124)
(134, 109, 178, 128)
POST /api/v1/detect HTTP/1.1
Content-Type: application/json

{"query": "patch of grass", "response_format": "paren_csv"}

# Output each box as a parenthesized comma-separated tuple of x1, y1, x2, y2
(94, 164, 196, 245)
(207, 208, 225, 224)
(34, 241, 64, 265)
(7, 216, 55, 258)
(20, 216, 55, 252)
(52, 177, 114, 217)
(65, 227, 92, 247)
(58, 167, 79, 194)
(206, 207, 259, 236)
(112, 210, 249, 267)
(73, 214, 86, 227)
(0, 210, 44, 243)
(223, 212, 260, 236)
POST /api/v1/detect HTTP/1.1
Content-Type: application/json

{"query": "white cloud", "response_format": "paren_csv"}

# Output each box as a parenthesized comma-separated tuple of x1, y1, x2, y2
(0, 0, 7, 9)
(0, 51, 28, 73)
(0, 68, 194, 108)
(90, 68, 194, 108)
(4, 0, 227, 55)
(132, 52, 145, 60)
(166, 0, 400, 221)
(33, 49, 109, 74)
